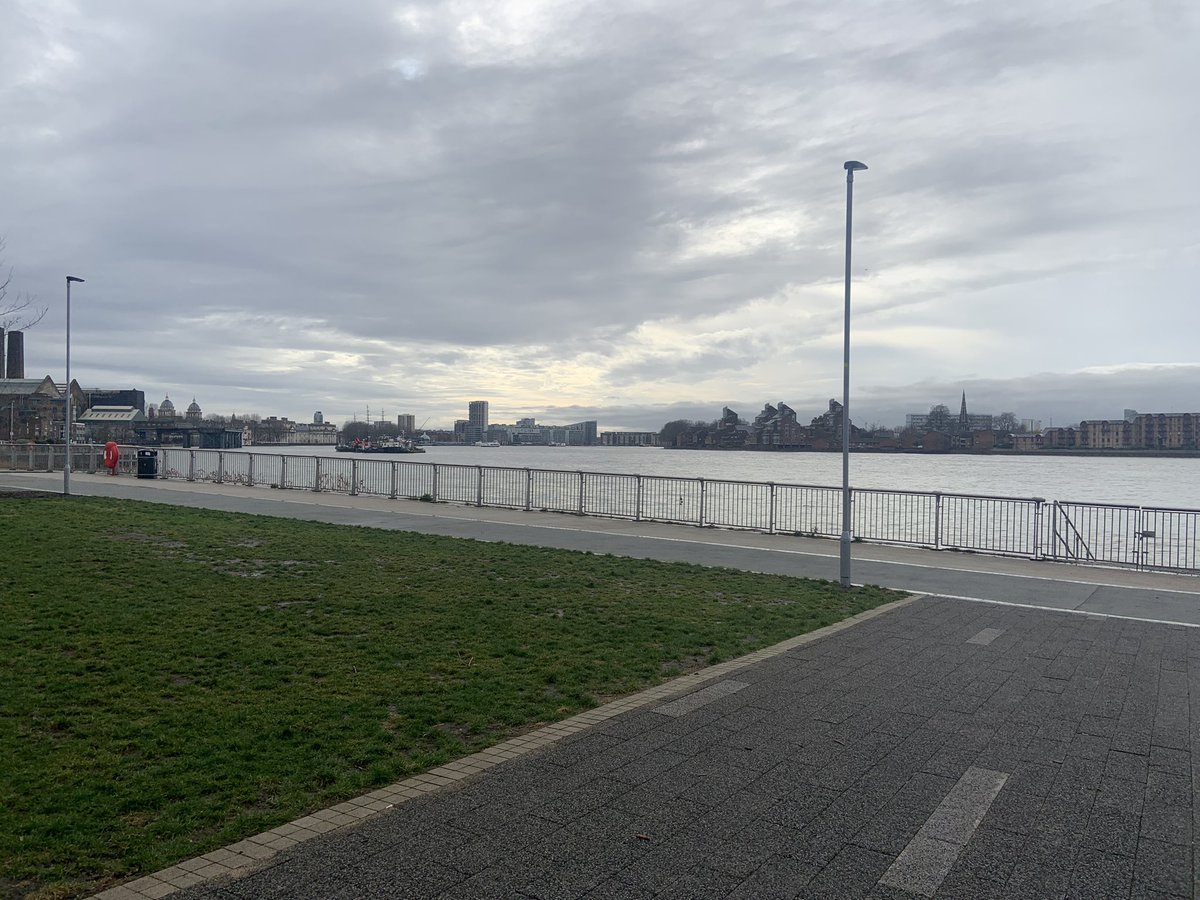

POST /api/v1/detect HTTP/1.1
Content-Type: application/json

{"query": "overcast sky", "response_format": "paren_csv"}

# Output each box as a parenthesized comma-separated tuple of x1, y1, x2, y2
(2, 0, 1197, 432)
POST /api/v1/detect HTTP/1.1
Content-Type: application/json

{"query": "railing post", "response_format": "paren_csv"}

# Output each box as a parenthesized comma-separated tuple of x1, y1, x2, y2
(350, 459, 358, 496)
(247, 453, 255, 487)
(217, 451, 224, 484)
(578, 472, 585, 514)
(188, 449, 196, 481)
(389, 461, 398, 499)
(1134, 507, 1144, 571)
(88, 445, 97, 474)
(477, 466, 484, 507)
(699, 478, 706, 526)
(279, 454, 287, 489)
(769, 483, 776, 534)
(314, 456, 322, 492)
(28, 443, 34, 471)
(635, 474, 643, 522)
(1051, 501, 1060, 561)
(1032, 499, 1043, 560)
(934, 492, 943, 551)
(525, 469, 532, 511)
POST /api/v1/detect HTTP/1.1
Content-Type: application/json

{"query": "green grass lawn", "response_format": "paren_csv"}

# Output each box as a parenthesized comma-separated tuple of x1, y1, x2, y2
(0, 494, 905, 898)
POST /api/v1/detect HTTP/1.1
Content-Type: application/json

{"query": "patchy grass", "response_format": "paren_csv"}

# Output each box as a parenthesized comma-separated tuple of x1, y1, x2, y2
(0, 495, 905, 898)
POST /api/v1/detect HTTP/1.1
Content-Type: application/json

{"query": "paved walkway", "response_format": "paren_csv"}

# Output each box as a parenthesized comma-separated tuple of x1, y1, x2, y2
(4, 471, 1198, 898)
(4, 470, 1199, 622)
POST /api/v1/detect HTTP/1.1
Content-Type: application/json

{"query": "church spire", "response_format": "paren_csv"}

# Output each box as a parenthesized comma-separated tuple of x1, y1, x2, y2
(959, 391, 969, 431)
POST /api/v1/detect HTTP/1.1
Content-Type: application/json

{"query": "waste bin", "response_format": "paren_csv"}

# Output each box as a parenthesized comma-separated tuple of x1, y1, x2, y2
(136, 448, 159, 479)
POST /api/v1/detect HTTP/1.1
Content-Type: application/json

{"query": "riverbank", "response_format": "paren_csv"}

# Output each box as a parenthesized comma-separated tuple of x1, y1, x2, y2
(665, 445, 1200, 459)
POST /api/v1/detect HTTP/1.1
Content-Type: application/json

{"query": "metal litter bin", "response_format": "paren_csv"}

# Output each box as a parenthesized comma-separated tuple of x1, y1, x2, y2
(136, 448, 159, 479)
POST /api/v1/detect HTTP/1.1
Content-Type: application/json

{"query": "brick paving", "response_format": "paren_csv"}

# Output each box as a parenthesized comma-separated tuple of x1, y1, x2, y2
(122, 593, 1200, 900)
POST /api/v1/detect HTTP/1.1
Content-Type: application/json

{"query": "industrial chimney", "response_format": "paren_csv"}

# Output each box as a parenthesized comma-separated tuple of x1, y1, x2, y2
(5, 330, 24, 379)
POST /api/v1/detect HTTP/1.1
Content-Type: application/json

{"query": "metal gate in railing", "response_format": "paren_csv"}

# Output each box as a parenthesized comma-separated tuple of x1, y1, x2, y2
(6, 444, 1199, 575)
(1046, 501, 1200, 572)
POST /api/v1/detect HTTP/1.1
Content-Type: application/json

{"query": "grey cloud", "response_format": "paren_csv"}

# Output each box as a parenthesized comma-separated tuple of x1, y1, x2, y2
(3, 0, 1197, 429)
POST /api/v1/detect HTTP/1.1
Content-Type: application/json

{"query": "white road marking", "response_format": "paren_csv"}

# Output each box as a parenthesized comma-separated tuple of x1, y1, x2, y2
(881, 767, 1009, 897)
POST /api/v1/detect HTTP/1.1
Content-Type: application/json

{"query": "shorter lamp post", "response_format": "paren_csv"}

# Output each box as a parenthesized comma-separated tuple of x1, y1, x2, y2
(840, 161, 867, 589)
(64, 275, 84, 495)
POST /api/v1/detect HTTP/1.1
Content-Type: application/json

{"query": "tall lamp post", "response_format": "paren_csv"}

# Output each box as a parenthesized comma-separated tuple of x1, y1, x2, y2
(840, 161, 867, 588)
(64, 275, 84, 495)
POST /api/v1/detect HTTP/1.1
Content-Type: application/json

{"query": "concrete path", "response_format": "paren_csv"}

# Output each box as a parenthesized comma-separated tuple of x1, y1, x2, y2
(4, 470, 1199, 623)
(5, 470, 1199, 898)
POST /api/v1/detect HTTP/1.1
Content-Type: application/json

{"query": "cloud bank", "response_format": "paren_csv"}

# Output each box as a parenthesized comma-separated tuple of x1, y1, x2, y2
(2, 0, 1197, 430)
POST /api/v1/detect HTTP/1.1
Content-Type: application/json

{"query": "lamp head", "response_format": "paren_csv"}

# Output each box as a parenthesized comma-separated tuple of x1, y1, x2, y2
(66, 276, 85, 284)
(844, 161, 868, 172)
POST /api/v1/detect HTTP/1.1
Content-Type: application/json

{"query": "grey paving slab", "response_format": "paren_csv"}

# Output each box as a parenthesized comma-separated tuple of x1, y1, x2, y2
(651, 679, 751, 718)
(966, 627, 1007, 646)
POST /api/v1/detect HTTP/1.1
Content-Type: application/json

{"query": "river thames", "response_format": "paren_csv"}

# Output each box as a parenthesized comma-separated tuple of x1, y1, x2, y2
(268, 445, 1200, 510)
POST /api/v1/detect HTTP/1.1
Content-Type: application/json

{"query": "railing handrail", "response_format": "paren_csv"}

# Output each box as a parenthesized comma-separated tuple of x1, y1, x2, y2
(1054, 497, 1200, 515)
(141, 448, 1064, 507)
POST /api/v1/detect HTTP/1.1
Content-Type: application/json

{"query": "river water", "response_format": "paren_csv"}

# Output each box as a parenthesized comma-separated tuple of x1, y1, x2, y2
(266, 445, 1200, 510)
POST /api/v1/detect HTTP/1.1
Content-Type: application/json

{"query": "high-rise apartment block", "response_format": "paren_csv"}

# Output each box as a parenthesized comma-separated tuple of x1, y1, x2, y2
(467, 401, 488, 443)
(397, 414, 415, 434)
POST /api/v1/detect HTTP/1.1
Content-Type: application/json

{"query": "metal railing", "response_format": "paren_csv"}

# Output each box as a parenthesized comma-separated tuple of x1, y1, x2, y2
(0, 441, 111, 476)
(4, 443, 1198, 574)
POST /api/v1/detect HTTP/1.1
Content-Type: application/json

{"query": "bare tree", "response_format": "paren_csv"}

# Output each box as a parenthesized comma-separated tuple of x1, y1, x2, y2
(993, 412, 1020, 434)
(926, 404, 953, 432)
(0, 238, 47, 331)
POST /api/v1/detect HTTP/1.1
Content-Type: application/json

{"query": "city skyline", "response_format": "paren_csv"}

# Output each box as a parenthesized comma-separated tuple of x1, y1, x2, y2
(88, 383, 1200, 437)
(4, 325, 1197, 435)
(3, 2, 1197, 432)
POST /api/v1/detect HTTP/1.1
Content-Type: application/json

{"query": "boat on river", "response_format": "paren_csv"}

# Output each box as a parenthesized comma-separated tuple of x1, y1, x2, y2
(336, 438, 425, 454)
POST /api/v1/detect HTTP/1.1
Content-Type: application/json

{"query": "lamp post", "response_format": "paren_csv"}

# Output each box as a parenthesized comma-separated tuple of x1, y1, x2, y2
(64, 275, 84, 495)
(840, 161, 867, 589)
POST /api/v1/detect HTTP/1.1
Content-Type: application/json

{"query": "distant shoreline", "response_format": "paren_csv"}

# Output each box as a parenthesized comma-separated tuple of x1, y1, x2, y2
(666, 446, 1200, 460)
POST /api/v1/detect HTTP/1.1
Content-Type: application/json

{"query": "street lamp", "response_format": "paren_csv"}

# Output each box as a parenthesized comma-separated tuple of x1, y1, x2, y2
(840, 161, 867, 589)
(64, 275, 84, 495)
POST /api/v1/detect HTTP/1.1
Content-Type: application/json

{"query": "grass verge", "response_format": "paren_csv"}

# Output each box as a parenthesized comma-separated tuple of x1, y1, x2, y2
(0, 495, 904, 898)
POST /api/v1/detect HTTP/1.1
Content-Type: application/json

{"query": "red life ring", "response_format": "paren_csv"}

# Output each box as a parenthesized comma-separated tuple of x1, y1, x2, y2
(103, 441, 120, 472)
